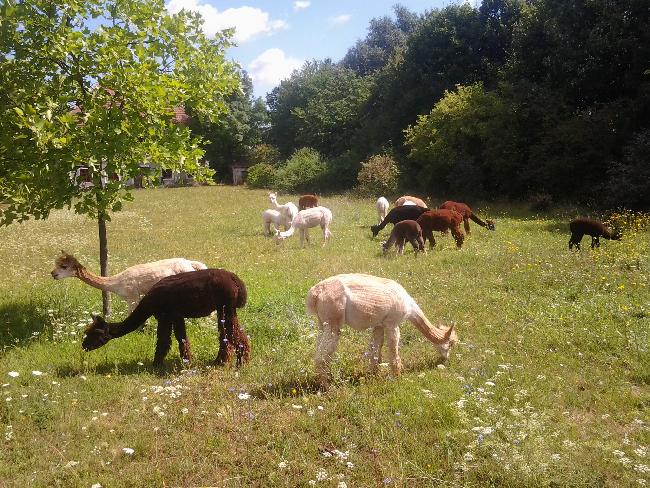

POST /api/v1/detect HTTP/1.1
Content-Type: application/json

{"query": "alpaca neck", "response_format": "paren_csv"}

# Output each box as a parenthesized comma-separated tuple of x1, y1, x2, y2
(77, 267, 120, 293)
(279, 225, 296, 238)
(408, 304, 449, 344)
(107, 299, 154, 338)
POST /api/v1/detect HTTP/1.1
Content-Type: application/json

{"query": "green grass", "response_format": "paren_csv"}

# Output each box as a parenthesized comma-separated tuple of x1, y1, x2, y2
(0, 186, 648, 487)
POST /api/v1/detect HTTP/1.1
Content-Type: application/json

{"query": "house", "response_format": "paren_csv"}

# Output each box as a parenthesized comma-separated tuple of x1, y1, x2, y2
(231, 162, 252, 185)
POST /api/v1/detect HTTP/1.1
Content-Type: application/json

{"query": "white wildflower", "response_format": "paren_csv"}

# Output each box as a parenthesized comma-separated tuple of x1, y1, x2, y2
(292, 404, 303, 409)
(316, 468, 328, 481)
(122, 447, 135, 455)
(278, 460, 288, 469)
(31, 371, 44, 376)
(551, 454, 561, 462)
(7, 372, 19, 378)
(64, 461, 79, 468)
(181, 408, 189, 415)
(237, 392, 251, 400)
(485, 381, 495, 387)
(91, 484, 103, 488)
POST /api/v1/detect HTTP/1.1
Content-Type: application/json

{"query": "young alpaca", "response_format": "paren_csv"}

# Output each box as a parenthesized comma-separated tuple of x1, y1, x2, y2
(82, 269, 250, 367)
(382, 220, 425, 255)
(51, 252, 207, 312)
(376, 196, 390, 224)
(298, 194, 319, 211)
(395, 195, 428, 208)
(269, 192, 298, 228)
(371, 205, 429, 237)
(262, 209, 286, 236)
(274, 206, 333, 248)
(417, 209, 465, 249)
(439, 201, 495, 235)
(569, 217, 622, 250)
(306, 273, 457, 387)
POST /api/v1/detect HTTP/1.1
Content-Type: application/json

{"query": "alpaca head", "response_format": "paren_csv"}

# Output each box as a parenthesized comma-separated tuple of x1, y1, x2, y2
(436, 323, 458, 361)
(268, 192, 277, 204)
(82, 315, 112, 351)
(51, 251, 82, 279)
(370, 224, 380, 237)
(486, 220, 496, 231)
(273, 229, 285, 245)
(606, 226, 623, 241)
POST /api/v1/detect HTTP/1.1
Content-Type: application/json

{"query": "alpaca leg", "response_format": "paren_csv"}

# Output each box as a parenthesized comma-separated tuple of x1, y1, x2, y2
(264, 220, 270, 236)
(305, 228, 311, 245)
(417, 235, 426, 253)
(153, 316, 174, 367)
(214, 307, 230, 365)
(570, 233, 583, 250)
(314, 321, 341, 387)
(408, 236, 421, 254)
(385, 325, 402, 376)
(426, 230, 436, 250)
(173, 318, 192, 364)
(592, 236, 600, 248)
(452, 227, 464, 248)
(464, 218, 471, 235)
(232, 314, 251, 367)
(299, 229, 305, 248)
(397, 238, 405, 255)
(368, 326, 384, 375)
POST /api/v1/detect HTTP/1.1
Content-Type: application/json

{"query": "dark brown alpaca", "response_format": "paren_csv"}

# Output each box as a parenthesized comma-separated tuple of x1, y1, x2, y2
(82, 269, 251, 367)
(569, 218, 622, 250)
(417, 209, 465, 249)
(439, 201, 495, 234)
(371, 205, 429, 237)
(382, 220, 426, 255)
(298, 194, 319, 211)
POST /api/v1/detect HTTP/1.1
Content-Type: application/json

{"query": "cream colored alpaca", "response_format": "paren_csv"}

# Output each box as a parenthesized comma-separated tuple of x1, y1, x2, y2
(306, 273, 457, 386)
(51, 252, 207, 312)
(395, 195, 427, 208)
(269, 192, 298, 229)
(274, 206, 333, 248)
(376, 196, 389, 224)
(262, 209, 286, 236)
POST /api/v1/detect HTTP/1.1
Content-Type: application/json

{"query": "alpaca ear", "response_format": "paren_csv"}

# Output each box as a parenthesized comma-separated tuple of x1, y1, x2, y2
(444, 323, 455, 340)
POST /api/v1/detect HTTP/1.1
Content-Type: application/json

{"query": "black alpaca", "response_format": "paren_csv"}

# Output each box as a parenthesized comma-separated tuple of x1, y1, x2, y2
(382, 220, 426, 255)
(371, 205, 429, 237)
(82, 269, 251, 367)
(569, 218, 622, 250)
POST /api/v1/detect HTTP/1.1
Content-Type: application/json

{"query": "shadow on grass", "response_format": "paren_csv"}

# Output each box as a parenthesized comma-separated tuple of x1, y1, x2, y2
(54, 357, 205, 378)
(0, 301, 50, 349)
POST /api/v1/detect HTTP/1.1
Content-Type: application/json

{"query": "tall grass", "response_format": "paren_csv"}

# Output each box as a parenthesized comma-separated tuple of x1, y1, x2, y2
(0, 186, 648, 487)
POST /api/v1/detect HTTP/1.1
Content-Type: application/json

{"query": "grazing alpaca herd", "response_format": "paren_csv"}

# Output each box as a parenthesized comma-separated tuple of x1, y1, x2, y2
(51, 191, 622, 387)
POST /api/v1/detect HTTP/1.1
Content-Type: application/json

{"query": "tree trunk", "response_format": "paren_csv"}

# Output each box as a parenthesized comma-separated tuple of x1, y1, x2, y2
(98, 212, 111, 317)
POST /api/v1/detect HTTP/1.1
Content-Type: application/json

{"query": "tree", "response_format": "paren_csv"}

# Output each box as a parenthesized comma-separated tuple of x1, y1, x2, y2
(0, 0, 239, 314)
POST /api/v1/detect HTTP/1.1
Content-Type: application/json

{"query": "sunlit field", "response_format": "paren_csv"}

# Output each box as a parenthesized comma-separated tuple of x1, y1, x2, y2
(1, 186, 648, 487)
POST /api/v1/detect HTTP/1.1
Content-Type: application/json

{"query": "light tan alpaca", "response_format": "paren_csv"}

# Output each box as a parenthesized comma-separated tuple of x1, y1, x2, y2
(306, 273, 457, 387)
(274, 206, 333, 248)
(268, 192, 298, 229)
(51, 252, 207, 312)
(376, 196, 389, 224)
(395, 195, 427, 208)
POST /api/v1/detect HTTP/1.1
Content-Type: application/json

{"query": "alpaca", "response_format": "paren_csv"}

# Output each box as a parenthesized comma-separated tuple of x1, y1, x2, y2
(298, 194, 319, 211)
(82, 269, 250, 367)
(417, 209, 465, 249)
(382, 220, 425, 255)
(439, 201, 495, 234)
(371, 205, 429, 237)
(376, 196, 389, 224)
(262, 209, 286, 236)
(395, 195, 428, 208)
(51, 252, 207, 312)
(569, 217, 622, 250)
(306, 273, 457, 387)
(274, 206, 333, 248)
(269, 192, 298, 228)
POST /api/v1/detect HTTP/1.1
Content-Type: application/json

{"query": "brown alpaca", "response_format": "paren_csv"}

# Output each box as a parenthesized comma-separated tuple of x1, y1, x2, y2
(394, 195, 427, 208)
(417, 209, 465, 249)
(569, 218, 622, 250)
(382, 220, 425, 255)
(82, 269, 250, 367)
(371, 205, 429, 237)
(439, 201, 495, 234)
(298, 194, 319, 211)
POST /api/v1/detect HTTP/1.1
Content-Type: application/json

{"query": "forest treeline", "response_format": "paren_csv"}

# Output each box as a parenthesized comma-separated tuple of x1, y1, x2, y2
(199, 0, 650, 208)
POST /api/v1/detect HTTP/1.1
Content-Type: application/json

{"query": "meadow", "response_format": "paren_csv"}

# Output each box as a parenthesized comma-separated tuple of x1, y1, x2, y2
(0, 186, 648, 487)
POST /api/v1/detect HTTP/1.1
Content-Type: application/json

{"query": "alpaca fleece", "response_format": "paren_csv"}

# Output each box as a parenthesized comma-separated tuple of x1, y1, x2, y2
(417, 209, 465, 249)
(569, 217, 622, 249)
(298, 194, 319, 211)
(371, 205, 429, 237)
(439, 201, 495, 234)
(82, 269, 250, 367)
(382, 220, 425, 255)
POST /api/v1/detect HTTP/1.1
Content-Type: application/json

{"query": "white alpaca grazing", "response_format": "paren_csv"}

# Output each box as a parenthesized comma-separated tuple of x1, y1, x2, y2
(274, 206, 333, 248)
(262, 209, 286, 236)
(306, 273, 457, 387)
(269, 192, 298, 229)
(376, 196, 389, 224)
(51, 252, 207, 312)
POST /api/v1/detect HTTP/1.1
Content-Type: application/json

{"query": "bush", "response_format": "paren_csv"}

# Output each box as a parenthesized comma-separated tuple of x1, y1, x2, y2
(321, 151, 361, 191)
(356, 154, 400, 196)
(605, 129, 650, 210)
(248, 144, 281, 167)
(246, 163, 277, 189)
(275, 148, 328, 193)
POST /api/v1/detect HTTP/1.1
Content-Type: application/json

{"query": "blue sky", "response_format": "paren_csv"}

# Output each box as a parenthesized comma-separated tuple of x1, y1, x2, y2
(165, 0, 455, 99)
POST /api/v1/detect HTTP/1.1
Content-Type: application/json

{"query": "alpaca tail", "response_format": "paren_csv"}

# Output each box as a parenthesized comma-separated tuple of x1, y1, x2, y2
(190, 260, 208, 270)
(231, 273, 248, 308)
(407, 302, 455, 345)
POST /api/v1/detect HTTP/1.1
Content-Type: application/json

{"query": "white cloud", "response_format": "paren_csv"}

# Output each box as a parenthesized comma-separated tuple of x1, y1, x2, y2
(248, 48, 303, 89)
(166, 0, 288, 43)
(293, 1, 310, 10)
(329, 14, 351, 26)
